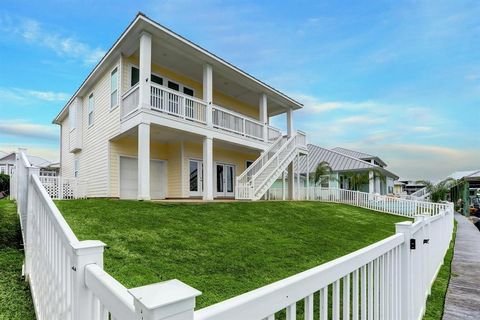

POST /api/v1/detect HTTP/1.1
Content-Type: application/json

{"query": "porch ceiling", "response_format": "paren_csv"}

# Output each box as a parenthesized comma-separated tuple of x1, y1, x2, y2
(111, 124, 262, 155)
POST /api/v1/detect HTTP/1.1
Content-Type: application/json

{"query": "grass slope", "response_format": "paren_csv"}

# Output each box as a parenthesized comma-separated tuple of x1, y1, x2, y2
(0, 200, 35, 319)
(423, 222, 457, 320)
(58, 199, 408, 309)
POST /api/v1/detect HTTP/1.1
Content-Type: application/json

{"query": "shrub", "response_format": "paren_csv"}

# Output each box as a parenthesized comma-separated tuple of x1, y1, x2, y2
(0, 174, 10, 195)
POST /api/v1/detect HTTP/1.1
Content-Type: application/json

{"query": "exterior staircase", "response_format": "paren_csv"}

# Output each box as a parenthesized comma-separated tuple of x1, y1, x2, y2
(236, 131, 307, 200)
(409, 186, 430, 200)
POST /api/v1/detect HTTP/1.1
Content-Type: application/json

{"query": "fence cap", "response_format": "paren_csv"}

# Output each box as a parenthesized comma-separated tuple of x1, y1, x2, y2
(71, 240, 106, 256)
(129, 279, 201, 310)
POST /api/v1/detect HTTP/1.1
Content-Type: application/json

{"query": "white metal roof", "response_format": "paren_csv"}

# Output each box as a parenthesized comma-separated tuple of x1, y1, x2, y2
(448, 170, 480, 180)
(295, 144, 398, 179)
(331, 147, 387, 167)
(0, 152, 53, 168)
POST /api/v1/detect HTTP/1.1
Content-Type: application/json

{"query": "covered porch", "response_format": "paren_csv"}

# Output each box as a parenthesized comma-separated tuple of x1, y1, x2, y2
(110, 124, 261, 200)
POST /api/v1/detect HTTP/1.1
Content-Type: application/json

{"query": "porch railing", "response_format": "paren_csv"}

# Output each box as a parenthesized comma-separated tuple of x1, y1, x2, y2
(150, 83, 207, 124)
(120, 83, 283, 144)
(121, 84, 139, 118)
(212, 105, 264, 141)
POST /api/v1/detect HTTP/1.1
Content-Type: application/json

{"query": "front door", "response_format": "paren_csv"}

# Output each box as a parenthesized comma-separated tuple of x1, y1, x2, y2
(215, 163, 235, 198)
(189, 159, 203, 197)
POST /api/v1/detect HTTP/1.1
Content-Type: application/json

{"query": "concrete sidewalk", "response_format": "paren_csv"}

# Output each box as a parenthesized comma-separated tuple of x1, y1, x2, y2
(442, 213, 480, 319)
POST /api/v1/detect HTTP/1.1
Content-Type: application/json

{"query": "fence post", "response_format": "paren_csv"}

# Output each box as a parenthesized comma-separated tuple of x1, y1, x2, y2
(395, 221, 413, 320)
(71, 240, 106, 320)
(129, 279, 201, 320)
(24, 166, 40, 278)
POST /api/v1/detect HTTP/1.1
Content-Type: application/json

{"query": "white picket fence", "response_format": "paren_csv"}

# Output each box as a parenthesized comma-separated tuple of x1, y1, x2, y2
(267, 186, 449, 217)
(12, 149, 454, 320)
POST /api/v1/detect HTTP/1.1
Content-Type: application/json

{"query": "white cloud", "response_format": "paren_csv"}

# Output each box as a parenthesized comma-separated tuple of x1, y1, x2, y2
(0, 143, 58, 162)
(0, 14, 105, 65)
(0, 87, 70, 102)
(336, 115, 387, 125)
(0, 120, 58, 141)
(411, 126, 433, 133)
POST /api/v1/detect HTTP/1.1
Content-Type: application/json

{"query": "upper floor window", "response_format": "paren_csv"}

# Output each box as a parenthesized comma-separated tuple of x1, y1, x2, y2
(129, 66, 194, 96)
(131, 67, 139, 87)
(88, 93, 94, 126)
(110, 68, 118, 108)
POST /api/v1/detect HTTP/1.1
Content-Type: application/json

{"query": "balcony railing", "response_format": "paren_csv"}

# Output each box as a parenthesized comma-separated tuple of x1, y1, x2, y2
(150, 83, 207, 124)
(120, 83, 284, 144)
(121, 84, 139, 118)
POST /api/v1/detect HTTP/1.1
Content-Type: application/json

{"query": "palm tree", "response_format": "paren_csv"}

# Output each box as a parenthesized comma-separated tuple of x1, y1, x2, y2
(313, 161, 332, 186)
(416, 178, 456, 203)
(342, 169, 386, 191)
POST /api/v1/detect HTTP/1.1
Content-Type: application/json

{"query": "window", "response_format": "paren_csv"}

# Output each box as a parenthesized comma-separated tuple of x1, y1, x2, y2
(131, 67, 139, 86)
(168, 80, 180, 91)
(320, 176, 329, 188)
(0, 166, 5, 174)
(183, 87, 194, 96)
(88, 93, 94, 126)
(151, 74, 163, 85)
(110, 68, 118, 108)
(74, 159, 79, 178)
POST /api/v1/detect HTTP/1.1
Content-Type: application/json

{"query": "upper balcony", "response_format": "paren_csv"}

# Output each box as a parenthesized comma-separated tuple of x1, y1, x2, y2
(113, 15, 303, 150)
(120, 83, 283, 144)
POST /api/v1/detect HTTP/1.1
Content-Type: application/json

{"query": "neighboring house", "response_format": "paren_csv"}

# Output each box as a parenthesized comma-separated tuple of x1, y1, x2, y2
(53, 13, 307, 201)
(274, 144, 398, 195)
(0, 151, 57, 176)
(398, 179, 426, 195)
(393, 180, 406, 195)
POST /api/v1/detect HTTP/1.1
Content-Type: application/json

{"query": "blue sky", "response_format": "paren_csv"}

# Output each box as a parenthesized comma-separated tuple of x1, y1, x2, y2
(0, 0, 479, 179)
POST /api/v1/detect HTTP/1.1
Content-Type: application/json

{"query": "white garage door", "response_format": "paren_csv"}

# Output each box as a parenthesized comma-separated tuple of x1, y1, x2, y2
(119, 157, 167, 200)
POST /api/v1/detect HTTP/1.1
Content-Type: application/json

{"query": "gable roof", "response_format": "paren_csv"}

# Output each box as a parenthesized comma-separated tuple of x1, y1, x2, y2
(331, 147, 387, 167)
(296, 144, 398, 179)
(0, 152, 52, 168)
(54, 12, 302, 124)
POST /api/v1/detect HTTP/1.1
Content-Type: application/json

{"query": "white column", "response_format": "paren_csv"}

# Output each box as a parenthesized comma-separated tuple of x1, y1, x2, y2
(288, 163, 294, 200)
(203, 136, 213, 200)
(282, 171, 286, 200)
(129, 279, 201, 320)
(138, 123, 150, 200)
(180, 141, 185, 198)
(139, 31, 152, 110)
(203, 64, 213, 126)
(368, 171, 374, 194)
(260, 93, 268, 142)
(287, 107, 294, 137)
(375, 175, 381, 194)
(296, 153, 301, 199)
(306, 154, 310, 200)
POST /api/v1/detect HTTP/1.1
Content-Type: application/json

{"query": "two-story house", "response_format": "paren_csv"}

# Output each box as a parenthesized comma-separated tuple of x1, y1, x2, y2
(53, 13, 308, 201)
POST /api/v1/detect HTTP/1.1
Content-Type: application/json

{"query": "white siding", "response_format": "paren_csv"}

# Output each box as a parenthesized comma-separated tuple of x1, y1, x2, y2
(60, 58, 121, 197)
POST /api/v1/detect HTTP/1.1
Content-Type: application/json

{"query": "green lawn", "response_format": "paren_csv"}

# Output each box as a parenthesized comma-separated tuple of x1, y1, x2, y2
(58, 199, 409, 309)
(0, 200, 35, 320)
(423, 222, 457, 320)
